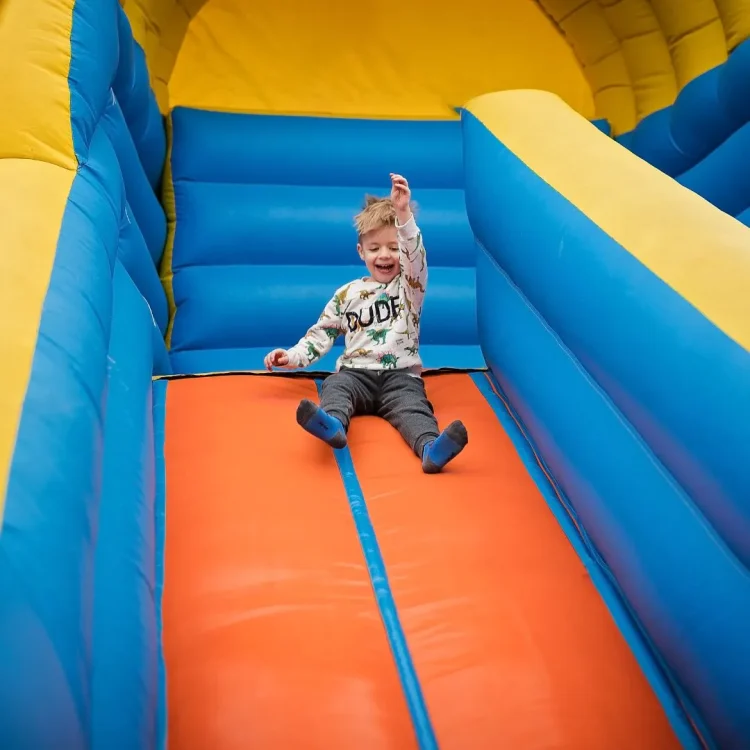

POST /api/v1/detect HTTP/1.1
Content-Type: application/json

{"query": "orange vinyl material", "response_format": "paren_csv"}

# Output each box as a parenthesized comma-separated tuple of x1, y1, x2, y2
(161, 375, 417, 750)
(347, 374, 680, 749)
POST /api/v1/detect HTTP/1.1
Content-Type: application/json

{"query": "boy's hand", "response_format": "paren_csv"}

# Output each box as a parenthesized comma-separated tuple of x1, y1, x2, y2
(390, 173, 412, 222)
(264, 348, 290, 371)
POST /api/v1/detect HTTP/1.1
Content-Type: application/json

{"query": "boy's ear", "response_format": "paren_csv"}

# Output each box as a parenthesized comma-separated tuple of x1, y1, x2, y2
(356, 242, 365, 260)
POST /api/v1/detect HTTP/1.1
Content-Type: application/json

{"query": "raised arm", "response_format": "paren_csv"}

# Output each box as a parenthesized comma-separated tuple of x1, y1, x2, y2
(391, 173, 427, 309)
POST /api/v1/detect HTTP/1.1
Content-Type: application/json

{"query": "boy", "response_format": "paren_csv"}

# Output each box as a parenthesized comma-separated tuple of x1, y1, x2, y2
(264, 173, 468, 473)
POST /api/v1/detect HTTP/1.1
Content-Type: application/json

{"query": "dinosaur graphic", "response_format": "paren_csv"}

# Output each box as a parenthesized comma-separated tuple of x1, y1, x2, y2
(405, 344, 418, 356)
(377, 292, 390, 302)
(360, 289, 375, 300)
(378, 352, 399, 369)
(306, 341, 321, 361)
(343, 347, 372, 359)
(411, 312, 420, 328)
(366, 328, 388, 345)
(323, 327, 339, 340)
(333, 283, 352, 316)
(405, 274, 425, 293)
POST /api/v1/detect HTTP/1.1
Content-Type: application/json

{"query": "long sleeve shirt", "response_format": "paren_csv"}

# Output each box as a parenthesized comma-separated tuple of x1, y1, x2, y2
(284, 214, 427, 374)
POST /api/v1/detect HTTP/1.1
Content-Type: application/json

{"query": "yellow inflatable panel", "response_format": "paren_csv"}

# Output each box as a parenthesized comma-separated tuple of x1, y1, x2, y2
(0, 161, 75, 518)
(466, 89, 750, 352)
(168, 0, 594, 119)
(126, 0, 750, 126)
(0, 0, 75, 166)
(0, 0, 79, 516)
(650, 0, 727, 88)
(537, 0, 744, 133)
(715, 0, 750, 49)
(599, 0, 677, 120)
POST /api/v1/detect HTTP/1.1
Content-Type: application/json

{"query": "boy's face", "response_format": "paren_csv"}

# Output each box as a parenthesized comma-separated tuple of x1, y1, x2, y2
(358, 224, 400, 284)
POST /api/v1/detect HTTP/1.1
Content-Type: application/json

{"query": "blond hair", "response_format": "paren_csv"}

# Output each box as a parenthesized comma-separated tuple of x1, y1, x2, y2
(354, 194, 416, 237)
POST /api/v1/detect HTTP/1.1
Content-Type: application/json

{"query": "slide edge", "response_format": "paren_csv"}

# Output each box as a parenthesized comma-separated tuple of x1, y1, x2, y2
(469, 372, 706, 750)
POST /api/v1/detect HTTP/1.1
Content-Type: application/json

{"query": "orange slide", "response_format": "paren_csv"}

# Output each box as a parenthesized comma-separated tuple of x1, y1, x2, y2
(161, 373, 679, 749)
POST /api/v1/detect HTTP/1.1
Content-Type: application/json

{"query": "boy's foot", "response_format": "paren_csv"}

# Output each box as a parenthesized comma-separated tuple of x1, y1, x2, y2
(422, 420, 468, 474)
(296, 399, 347, 449)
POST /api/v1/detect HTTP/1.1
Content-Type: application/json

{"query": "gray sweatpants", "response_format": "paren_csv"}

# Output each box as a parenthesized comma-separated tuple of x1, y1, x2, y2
(320, 368, 440, 457)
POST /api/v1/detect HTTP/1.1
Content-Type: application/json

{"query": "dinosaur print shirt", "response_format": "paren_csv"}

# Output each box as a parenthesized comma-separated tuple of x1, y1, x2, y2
(285, 215, 427, 374)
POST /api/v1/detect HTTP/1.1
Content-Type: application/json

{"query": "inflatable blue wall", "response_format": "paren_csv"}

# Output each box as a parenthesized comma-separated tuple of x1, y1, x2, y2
(162, 108, 484, 374)
(463, 90, 750, 748)
(0, 4, 169, 748)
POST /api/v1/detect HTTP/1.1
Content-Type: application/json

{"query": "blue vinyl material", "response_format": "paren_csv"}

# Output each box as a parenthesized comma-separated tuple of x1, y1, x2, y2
(118, 203, 169, 335)
(463, 110, 750, 567)
(101, 96, 167, 263)
(92, 261, 159, 750)
(0, 125, 123, 748)
(463, 111, 750, 748)
(171, 264, 477, 353)
(0, 2, 168, 746)
(113, 5, 166, 190)
(170, 106, 463, 188)
(112, 3, 133, 101)
(171, 183, 474, 269)
(676, 122, 750, 217)
(318, 382, 438, 750)
(167, 108, 480, 373)
(618, 39, 750, 224)
(69, 0, 118, 162)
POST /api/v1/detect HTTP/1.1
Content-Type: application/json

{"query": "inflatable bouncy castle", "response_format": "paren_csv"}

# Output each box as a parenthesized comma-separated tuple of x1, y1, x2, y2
(1, 1, 749, 748)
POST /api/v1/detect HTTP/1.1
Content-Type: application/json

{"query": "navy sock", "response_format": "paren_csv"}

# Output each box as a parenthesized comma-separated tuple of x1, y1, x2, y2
(422, 420, 468, 473)
(296, 399, 347, 449)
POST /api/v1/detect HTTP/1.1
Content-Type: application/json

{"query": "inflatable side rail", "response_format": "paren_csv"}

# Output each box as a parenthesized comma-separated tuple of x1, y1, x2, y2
(462, 89, 750, 749)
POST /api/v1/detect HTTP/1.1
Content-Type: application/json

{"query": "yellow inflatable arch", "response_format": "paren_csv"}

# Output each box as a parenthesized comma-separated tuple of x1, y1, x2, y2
(124, 0, 750, 133)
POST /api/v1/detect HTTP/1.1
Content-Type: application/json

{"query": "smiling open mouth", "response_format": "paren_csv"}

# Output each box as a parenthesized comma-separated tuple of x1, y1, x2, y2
(375, 262, 395, 273)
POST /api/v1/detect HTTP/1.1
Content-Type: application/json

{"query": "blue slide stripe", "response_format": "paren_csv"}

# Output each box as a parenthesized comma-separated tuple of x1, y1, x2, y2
(470, 372, 707, 750)
(152, 379, 168, 750)
(315, 381, 438, 750)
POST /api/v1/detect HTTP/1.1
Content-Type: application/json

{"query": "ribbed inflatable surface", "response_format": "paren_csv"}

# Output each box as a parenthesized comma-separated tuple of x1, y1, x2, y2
(164, 108, 483, 373)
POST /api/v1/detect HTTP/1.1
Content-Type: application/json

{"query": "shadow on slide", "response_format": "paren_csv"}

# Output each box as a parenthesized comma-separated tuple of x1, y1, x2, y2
(160, 373, 679, 750)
